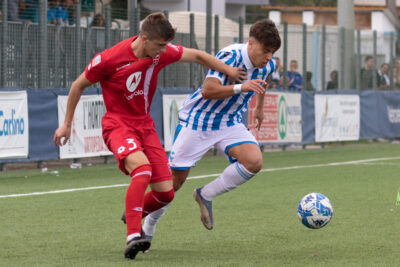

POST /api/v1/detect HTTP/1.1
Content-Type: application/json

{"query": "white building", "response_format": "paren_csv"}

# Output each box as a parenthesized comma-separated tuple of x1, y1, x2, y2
(141, 0, 270, 21)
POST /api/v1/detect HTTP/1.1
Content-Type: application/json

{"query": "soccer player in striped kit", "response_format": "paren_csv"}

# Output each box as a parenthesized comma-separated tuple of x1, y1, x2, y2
(143, 18, 281, 237)
(53, 12, 246, 260)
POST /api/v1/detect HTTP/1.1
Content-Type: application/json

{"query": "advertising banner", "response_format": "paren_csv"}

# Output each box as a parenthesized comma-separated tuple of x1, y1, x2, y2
(315, 94, 360, 142)
(0, 91, 29, 158)
(57, 95, 112, 159)
(248, 92, 302, 143)
(162, 94, 189, 151)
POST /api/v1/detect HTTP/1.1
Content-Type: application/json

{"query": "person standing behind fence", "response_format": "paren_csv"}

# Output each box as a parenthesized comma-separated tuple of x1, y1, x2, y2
(287, 60, 302, 91)
(19, 0, 39, 23)
(360, 55, 379, 90)
(271, 56, 281, 89)
(326, 70, 338, 90)
(377, 63, 390, 90)
(53, 12, 245, 260)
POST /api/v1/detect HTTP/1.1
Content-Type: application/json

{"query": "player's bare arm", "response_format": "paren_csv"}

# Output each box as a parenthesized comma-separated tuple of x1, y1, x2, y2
(179, 47, 247, 83)
(201, 77, 266, 100)
(53, 72, 93, 146)
(253, 93, 265, 131)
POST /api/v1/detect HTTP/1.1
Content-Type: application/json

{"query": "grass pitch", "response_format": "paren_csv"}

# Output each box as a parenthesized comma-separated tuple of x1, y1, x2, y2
(0, 143, 399, 266)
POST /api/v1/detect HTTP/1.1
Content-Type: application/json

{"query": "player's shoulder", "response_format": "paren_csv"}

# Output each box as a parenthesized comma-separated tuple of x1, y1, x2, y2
(216, 44, 244, 63)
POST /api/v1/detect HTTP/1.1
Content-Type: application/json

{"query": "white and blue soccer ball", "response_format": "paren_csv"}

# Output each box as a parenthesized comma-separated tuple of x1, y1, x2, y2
(297, 193, 333, 229)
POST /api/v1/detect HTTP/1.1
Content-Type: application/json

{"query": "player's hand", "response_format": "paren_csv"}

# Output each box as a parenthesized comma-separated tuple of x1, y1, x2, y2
(241, 79, 266, 94)
(53, 124, 71, 147)
(253, 107, 264, 131)
(227, 67, 247, 84)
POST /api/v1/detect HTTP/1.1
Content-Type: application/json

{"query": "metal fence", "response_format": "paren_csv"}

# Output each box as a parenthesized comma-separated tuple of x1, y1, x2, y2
(1, 2, 399, 91)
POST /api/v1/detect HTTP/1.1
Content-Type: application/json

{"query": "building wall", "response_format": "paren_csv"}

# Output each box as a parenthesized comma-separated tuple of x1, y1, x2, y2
(142, 0, 226, 17)
(225, 4, 245, 21)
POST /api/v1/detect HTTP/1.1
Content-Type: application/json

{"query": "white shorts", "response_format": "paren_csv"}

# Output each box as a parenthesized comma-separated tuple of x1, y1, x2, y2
(168, 123, 258, 170)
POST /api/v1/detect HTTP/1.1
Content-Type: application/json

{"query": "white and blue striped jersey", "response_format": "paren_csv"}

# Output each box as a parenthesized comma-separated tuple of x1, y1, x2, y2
(178, 43, 276, 131)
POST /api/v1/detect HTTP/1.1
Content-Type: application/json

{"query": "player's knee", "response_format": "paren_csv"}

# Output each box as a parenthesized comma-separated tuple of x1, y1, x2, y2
(241, 157, 263, 174)
(153, 189, 175, 204)
(173, 179, 184, 191)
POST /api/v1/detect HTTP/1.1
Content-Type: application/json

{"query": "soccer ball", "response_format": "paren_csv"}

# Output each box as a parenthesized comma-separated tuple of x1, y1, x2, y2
(297, 193, 333, 229)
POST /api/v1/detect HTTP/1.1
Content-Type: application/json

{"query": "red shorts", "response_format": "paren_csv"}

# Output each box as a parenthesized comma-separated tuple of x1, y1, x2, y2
(102, 113, 171, 183)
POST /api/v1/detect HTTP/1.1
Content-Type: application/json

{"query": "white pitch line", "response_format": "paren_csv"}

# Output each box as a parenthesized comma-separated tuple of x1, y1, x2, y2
(1, 156, 400, 199)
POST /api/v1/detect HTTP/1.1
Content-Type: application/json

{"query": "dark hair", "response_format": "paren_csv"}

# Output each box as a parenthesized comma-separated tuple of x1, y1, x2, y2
(140, 12, 176, 41)
(249, 19, 281, 52)
(90, 13, 105, 27)
(381, 63, 389, 68)
(365, 55, 373, 62)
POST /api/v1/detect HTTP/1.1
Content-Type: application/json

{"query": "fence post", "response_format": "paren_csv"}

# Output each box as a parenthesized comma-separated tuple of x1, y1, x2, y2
(338, 27, 345, 89)
(390, 32, 394, 90)
(206, 0, 212, 54)
(75, 1, 82, 78)
(128, 0, 137, 37)
(356, 29, 361, 90)
(105, 4, 111, 48)
(190, 13, 195, 89)
(321, 25, 326, 90)
(135, 7, 141, 35)
(238, 16, 243, 43)
(1, 0, 8, 87)
(302, 23, 307, 91)
(39, 0, 48, 88)
(214, 15, 219, 55)
(283, 22, 288, 90)
(372, 30, 377, 90)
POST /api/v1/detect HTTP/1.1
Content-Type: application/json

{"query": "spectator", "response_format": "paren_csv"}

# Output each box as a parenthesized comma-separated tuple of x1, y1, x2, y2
(90, 13, 105, 27)
(377, 63, 390, 90)
(47, 0, 61, 25)
(66, 0, 78, 25)
(57, 0, 70, 25)
(7, 0, 22, 21)
(287, 60, 302, 91)
(268, 80, 278, 90)
(305, 71, 315, 91)
(393, 60, 400, 89)
(19, 0, 39, 23)
(360, 55, 378, 90)
(326, 70, 338, 90)
(271, 56, 281, 89)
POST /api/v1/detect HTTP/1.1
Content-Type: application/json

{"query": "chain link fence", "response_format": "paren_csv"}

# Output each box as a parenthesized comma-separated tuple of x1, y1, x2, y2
(0, 2, 398, 91)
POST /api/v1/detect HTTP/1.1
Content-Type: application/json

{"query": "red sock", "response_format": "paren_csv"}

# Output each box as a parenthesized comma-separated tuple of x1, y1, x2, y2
(142, 189, 175, 217)
(125, 164, 152, 237)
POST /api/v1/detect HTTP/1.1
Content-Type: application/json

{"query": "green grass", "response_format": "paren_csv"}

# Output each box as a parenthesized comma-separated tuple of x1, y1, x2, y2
(1, 143, 400, 266)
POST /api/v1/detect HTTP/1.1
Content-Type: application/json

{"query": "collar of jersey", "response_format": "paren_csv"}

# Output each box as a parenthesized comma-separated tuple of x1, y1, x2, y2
(241, 43, 254, 70)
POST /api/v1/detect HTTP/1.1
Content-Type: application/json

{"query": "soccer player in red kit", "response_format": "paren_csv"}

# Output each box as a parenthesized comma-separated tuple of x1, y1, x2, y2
(53, 12, 245, 260)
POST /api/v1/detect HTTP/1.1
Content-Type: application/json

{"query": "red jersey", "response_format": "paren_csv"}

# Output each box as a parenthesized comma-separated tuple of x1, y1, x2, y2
(85, 36, 183, 116)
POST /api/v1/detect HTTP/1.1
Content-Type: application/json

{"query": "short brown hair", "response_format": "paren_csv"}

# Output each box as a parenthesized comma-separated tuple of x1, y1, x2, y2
(140, 12, 176, 41)
(249, 19, 281, 52)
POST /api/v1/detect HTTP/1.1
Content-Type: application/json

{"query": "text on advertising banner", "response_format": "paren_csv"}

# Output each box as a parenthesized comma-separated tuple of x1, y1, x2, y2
(248, 92, 302, 143)
(57, 95, 112, 159)
(314, 94, 360, 142)
(0, 91, 29, 158)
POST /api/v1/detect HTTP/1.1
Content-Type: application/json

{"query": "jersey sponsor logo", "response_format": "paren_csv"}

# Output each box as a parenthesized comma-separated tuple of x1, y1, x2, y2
(92, 55, 101, 67)
(126, 72, 142, 92)
(152, 55, 160, 66)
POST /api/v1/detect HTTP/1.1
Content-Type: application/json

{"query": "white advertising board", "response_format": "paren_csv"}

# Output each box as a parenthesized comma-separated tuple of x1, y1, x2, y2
(57, 95, 112, 159)
(248, 92, 302, 143)
(0, 91, 29, 158)
(315, 94, 360, 142)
